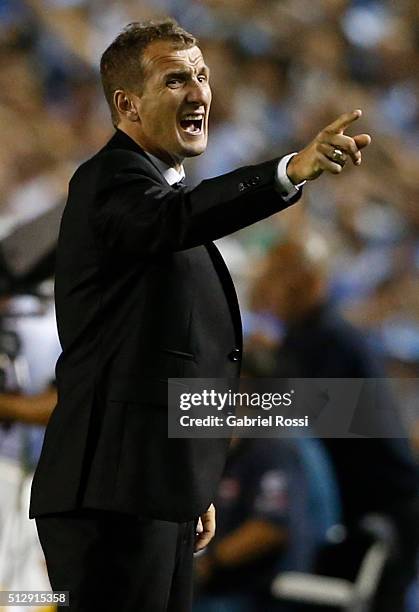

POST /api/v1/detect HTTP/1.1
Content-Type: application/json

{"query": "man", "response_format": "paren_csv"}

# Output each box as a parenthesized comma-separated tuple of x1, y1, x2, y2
(29, 18, 371, 612)
(253, 236, 419, 611)
(193, 436, 339, 612)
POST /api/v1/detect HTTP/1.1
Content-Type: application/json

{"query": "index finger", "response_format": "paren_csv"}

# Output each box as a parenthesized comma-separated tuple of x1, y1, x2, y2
(325, 109, 362, 133)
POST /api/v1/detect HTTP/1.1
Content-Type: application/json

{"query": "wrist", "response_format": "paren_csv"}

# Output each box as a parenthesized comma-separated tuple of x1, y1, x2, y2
(286, 154, 302, 185)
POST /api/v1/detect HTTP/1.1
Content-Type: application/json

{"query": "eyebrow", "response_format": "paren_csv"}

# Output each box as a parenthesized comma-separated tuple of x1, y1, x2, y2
(164, 70, 189, 80)
(164, 66, 210, 79)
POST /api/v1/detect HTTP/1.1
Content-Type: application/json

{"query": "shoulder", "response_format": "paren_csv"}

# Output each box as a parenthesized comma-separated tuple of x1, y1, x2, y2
(70, 147, 158, 186)
(321, 310, 369, 352)
(319, 309, 383, 376)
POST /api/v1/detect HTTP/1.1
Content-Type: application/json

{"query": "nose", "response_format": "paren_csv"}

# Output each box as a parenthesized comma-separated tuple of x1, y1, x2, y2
(185, 78, 210, 105)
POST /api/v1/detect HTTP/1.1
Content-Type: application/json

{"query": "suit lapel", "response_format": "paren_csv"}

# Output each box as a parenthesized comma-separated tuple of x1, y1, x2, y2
(204, 242, 243, 349)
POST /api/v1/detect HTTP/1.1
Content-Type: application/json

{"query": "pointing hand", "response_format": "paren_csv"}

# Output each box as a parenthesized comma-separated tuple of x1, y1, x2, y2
(286, 109, 372, 184)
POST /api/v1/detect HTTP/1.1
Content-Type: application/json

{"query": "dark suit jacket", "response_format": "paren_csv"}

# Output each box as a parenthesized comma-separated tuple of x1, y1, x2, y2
(29, 129, 299, 522)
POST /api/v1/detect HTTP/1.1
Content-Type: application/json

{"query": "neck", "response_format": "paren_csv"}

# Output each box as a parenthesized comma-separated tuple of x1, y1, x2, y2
(117, 124, 184, 172)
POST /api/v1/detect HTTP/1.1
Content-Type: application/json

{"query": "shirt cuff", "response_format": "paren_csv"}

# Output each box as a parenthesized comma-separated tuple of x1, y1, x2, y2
(275, 153, 306, 201)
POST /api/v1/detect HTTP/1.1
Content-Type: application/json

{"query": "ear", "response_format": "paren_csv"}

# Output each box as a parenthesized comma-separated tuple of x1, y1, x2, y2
(113, 90, 139, 122)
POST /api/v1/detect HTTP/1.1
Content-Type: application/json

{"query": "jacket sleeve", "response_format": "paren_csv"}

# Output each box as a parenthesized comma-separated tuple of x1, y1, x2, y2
(87, 149, 301, 256)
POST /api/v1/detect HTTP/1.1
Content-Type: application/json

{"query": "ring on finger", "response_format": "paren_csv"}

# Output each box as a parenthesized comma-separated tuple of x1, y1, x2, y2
(331, 148, 346, 165)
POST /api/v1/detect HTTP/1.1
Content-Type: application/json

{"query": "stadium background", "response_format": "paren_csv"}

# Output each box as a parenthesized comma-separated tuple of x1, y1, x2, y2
(0, 0, 418, 610)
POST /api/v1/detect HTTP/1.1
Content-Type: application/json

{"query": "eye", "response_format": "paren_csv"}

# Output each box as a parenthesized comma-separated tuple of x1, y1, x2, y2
(166, 77, 183, 88)
(198, 74, 208, 83)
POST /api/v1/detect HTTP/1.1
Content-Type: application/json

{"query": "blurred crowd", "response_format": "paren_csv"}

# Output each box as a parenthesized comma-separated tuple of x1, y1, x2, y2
(1, 0, 419, 372)
(0, 0, 419, 610)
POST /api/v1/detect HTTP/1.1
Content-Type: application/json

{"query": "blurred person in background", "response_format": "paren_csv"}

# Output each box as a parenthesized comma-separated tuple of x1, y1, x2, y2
(0, 286, 60, 606)
(193, 435, 340, 612)
(193, 436, 306, 612)
(27, 15, 371, 612)
(250, 234, 419, 612)
(0, 387, 55, 426)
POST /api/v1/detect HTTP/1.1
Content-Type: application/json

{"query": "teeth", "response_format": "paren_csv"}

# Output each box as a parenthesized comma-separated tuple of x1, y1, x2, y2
(180, 114, 203, 134)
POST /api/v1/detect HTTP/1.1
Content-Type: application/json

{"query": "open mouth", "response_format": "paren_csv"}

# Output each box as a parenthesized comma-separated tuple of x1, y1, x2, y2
(179, 114, 204, 135)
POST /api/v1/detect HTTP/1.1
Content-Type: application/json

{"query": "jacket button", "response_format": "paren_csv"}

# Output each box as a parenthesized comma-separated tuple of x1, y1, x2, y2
(228, 348, 241, 362)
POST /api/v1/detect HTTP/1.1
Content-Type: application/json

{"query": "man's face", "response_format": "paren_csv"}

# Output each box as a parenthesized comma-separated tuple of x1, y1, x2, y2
(133, 41, 211, 165)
